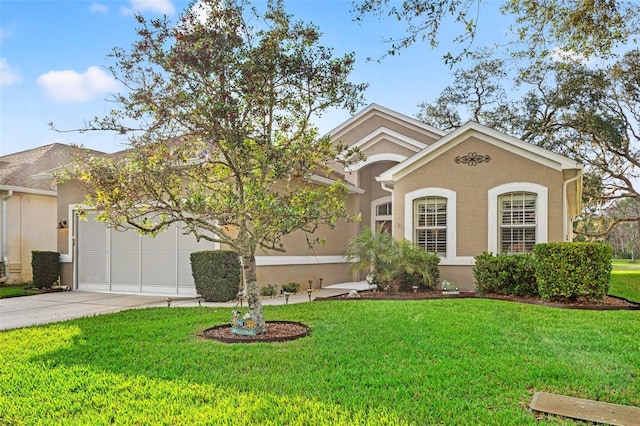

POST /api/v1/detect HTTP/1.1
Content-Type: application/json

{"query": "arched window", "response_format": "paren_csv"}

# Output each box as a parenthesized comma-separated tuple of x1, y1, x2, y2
(488, 183, 548, 254)
(405, 188, 456, 259)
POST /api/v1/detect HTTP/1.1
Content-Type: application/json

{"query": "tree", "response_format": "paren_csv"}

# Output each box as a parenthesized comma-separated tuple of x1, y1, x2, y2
(416, 50, 516, 132)
(353, 0, 640, 63)
(57, 0, 367, 334)
(606, 199, 640, 260)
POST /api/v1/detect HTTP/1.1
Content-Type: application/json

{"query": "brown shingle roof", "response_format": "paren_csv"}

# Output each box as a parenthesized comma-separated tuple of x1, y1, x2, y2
(0, 143, 106, 192)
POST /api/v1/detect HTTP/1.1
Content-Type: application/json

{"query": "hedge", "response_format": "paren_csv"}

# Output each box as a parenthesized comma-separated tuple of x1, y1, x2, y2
(473, 252, 537, 297)
(534, 242, 612, 301)
(190, 250, 241, 302)
(32, 251, 60, 288)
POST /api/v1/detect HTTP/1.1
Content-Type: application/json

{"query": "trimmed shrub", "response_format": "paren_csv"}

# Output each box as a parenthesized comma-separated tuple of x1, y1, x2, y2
(31, 251, 60, 288)
(281, 282, 301, 294)
(534, 242, 612, 301)
(190, 250, 241, 302)
(260, 284, 278, 297)
(473, 252, 537, 297)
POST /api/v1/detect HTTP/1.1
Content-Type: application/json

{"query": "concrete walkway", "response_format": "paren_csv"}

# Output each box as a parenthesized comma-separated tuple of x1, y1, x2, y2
(0, 282, 369, 331)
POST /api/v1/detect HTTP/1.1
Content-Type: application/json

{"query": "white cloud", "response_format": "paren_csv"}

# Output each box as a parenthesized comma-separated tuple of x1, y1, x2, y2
(90, 3, 109, 14)
(0, 58, 22, 86)
(121, 0, 175, 15)
(37, 66, 120, 103)
(550, 46, 589, 65)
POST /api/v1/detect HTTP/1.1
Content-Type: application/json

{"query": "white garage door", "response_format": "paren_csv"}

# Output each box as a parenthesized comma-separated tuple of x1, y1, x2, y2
(76, 213, 217, 296)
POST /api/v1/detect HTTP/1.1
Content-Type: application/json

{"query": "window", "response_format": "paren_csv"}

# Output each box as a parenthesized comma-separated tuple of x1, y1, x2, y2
(414, 197, 447, 256)
(373, 200, 392, 233)
(499, 192, 536, 253)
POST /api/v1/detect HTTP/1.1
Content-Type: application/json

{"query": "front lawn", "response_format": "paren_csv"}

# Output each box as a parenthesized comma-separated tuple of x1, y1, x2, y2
(1, 300, 638, 425)
(610, 259, 640, 302)
(0, 284, 39, 299)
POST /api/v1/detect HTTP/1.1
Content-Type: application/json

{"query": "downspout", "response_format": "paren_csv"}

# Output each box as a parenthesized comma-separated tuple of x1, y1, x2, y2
(1, 190, 14, 280)
(563, 172, 582, 241)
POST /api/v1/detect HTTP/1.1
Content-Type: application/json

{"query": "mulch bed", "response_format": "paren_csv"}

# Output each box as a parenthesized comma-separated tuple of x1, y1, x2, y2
(319, 290, 640, 310)
(200, 321, 311, 343)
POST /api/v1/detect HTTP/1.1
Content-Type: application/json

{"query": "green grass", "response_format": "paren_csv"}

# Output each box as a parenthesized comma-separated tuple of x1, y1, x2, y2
(1, 300, 639, 425)
(610, 259, 640, 302)
(0, 284, 38, 299)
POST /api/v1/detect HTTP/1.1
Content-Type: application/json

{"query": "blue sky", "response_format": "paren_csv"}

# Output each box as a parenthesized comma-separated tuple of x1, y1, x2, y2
(0, 0, 511, 155)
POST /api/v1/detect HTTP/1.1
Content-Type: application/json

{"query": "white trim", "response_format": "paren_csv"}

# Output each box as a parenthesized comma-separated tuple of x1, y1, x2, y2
(440, 256, 475, 266)
(347, 153, 407, 172)
(0, 185, 56, 197)
(371, 196, 393, 231)
(255, 255, 351, 266)
(563, 172, 582, 241)
(487, 183, 548, 254)
(404, 188, 457, 260)
(60, 203, 81, 263)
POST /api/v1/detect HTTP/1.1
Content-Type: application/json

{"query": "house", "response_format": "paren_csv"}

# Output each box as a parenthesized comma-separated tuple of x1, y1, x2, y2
(0, 143, 99, 284)
(56, 104, 583, 295)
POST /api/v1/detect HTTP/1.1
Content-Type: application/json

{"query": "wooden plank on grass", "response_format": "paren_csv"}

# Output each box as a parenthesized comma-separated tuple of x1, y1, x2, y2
(529, 391, 640, 426)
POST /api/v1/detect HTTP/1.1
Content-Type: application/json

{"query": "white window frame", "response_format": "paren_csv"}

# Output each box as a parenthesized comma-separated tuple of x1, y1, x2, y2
(405, 188, 456, 260)
(488, 183, 548, 254)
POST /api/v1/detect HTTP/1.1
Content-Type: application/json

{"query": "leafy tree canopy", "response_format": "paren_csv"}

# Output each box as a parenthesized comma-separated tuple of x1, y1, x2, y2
(353, 0, 640, 63)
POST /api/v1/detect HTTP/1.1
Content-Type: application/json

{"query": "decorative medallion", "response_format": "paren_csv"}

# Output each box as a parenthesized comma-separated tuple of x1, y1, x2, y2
(454, 152, 492, 166)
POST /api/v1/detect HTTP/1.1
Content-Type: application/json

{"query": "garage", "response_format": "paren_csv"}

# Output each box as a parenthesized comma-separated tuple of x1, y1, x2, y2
(75, 213, 217, 296)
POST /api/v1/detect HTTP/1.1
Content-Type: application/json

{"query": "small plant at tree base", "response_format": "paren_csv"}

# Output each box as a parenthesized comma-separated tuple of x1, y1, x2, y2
(260, 284, 278, 297)
(281, 282, 301, 294)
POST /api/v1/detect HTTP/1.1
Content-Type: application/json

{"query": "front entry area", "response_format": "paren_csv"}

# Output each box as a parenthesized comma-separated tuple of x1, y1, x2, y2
(75, 213, 216, 296)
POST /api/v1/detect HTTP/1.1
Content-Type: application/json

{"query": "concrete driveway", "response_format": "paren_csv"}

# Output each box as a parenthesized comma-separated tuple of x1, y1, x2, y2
(0, 283, 366, 331)
(0, 291, 170, 331)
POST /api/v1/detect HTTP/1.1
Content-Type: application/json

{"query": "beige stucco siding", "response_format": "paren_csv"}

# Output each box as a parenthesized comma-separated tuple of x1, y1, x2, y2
(256, 263, 352, 289)
(359, 139, 420, 158)
(394, 136, 567, 259)
(5, 193, 57, 283)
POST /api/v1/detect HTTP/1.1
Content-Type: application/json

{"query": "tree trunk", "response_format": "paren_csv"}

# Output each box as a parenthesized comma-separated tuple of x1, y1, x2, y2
(242, 254, 267, 334)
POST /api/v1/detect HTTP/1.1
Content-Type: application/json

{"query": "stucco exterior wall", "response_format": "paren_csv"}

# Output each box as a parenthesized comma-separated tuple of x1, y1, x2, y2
(5, 193, 57, 283)
(256, 262, 353, 289)
(393, 136, 567, 289)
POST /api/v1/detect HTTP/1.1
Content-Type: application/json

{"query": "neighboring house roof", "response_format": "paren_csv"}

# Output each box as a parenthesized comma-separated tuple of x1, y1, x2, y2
(0, 143, 106, 194)
(377, 121, 583, 183)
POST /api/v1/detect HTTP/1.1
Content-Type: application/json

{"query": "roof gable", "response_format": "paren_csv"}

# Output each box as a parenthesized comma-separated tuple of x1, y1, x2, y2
(329, 103, 446, 142)
(378, 121, 583, 182)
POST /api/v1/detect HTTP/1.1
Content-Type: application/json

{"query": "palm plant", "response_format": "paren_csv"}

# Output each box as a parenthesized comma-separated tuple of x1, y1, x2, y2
(344, 226, 397, 282)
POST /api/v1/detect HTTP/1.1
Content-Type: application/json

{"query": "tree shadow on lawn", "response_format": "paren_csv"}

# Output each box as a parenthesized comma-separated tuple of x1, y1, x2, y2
(17, 301, 640, 424)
